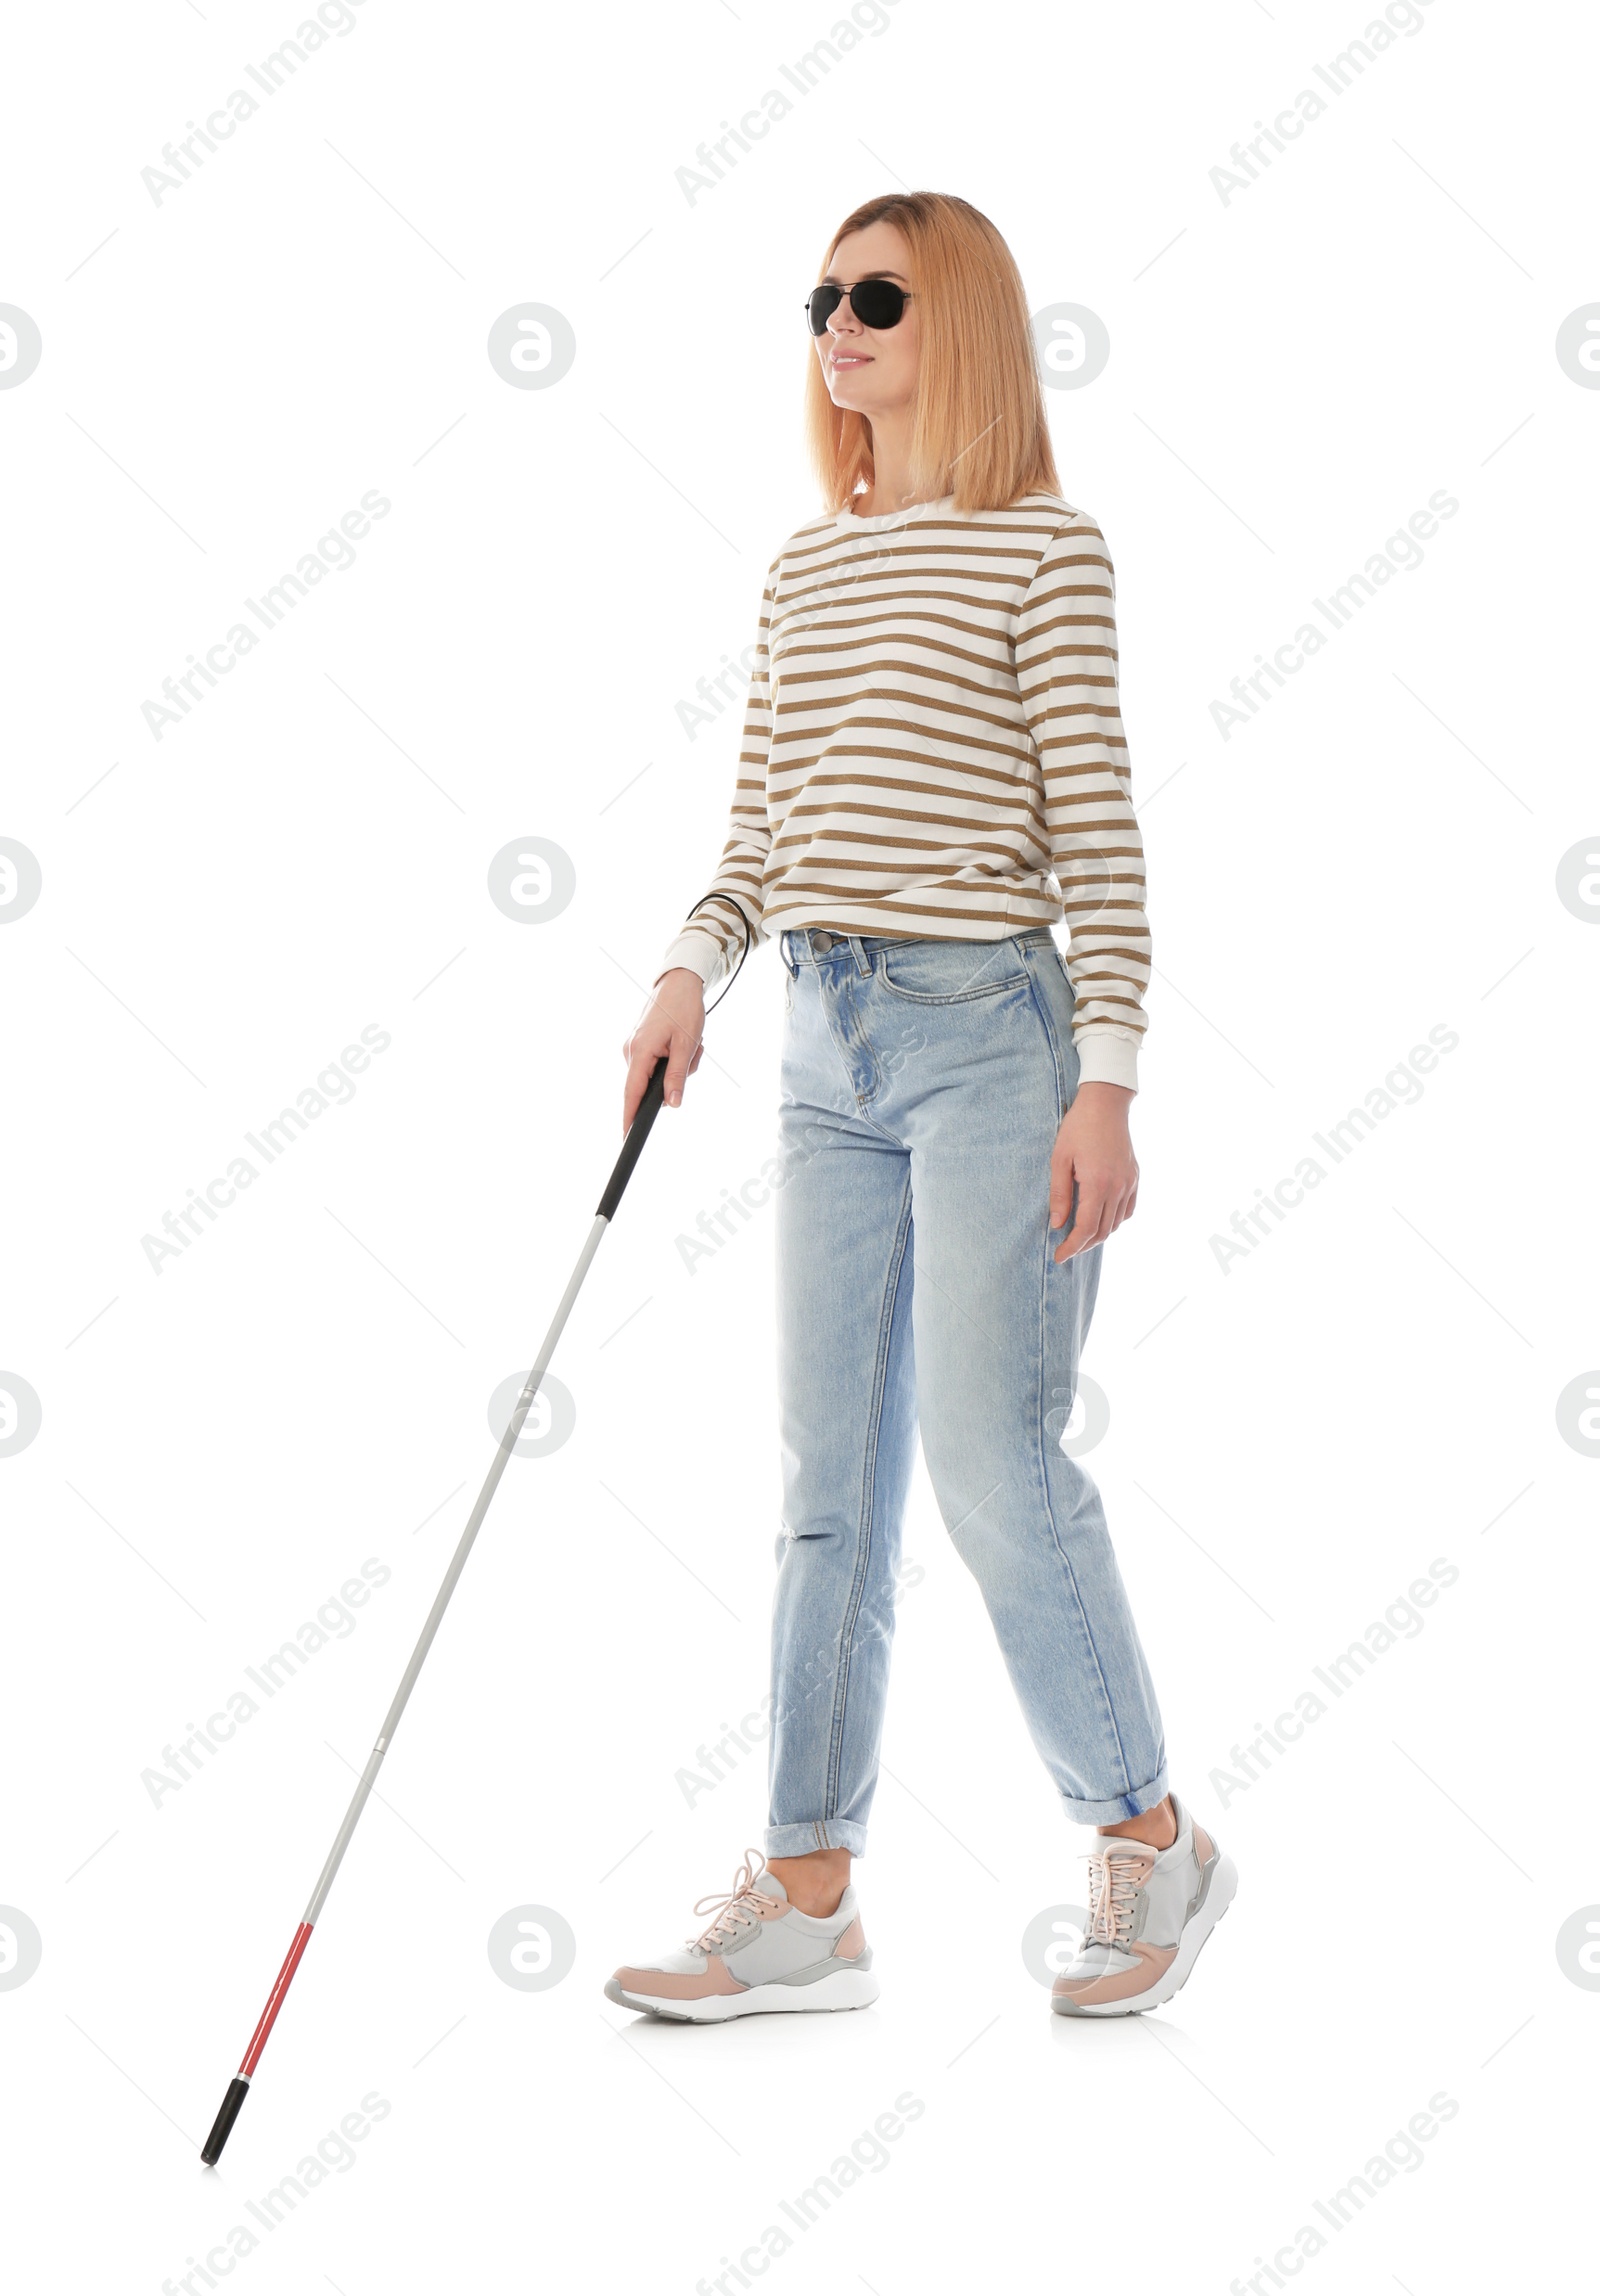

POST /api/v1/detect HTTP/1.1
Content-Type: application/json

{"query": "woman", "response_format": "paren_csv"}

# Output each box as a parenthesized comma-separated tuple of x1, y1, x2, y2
(609, 192, 1236, 2022)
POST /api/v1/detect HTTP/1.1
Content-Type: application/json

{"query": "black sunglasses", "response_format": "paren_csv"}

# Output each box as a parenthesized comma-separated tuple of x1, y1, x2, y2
(803, 278, 915, 335)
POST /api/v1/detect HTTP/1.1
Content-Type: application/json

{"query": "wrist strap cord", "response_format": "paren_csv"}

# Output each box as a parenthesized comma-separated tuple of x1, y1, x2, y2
(682, 892, 755, 1016)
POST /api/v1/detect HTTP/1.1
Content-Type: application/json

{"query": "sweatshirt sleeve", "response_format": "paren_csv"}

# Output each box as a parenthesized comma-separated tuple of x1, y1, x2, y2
(1014, 512, 1151, 1093)
(655, 558, 778, 997)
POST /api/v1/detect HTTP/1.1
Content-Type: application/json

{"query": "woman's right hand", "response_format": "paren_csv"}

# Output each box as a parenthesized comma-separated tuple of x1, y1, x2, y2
(622, 968, 706, 1132)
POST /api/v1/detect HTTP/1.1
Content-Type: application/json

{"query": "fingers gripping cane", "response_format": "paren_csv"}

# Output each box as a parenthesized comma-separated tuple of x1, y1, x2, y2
(201, 902, 750, 2164)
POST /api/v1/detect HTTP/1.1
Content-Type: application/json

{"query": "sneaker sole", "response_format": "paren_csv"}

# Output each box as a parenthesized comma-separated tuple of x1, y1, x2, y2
(603, 1967, 880, 2023)
(1051, 1852, 1239, 2018)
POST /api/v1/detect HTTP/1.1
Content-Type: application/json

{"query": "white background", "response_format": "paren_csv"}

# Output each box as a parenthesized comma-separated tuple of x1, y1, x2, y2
(2, 0, 1595, 2288)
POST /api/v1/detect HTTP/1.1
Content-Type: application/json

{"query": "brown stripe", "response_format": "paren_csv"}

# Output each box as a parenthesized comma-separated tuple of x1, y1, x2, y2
(664, 494, 1152, 1038)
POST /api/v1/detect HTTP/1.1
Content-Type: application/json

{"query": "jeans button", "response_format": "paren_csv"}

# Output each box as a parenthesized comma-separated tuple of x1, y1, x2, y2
(814, 930, 835, 952)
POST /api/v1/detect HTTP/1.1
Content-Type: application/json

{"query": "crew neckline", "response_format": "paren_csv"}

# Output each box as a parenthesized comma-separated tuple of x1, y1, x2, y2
(835, 491, 957, 532)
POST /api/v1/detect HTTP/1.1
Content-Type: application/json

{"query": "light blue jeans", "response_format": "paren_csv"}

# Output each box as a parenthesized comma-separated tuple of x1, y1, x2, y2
(764, 924, 1169, 1858)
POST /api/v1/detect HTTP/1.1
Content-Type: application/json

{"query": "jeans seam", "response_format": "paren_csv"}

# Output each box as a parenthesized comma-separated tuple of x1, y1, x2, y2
(1020, 944, 1131, 1791)
(823, 1162, 915, 1824)
(814, 980, 901, 1142)
(1021, 941, 1070, 1118)
(1032, 1229, 1133, 1797)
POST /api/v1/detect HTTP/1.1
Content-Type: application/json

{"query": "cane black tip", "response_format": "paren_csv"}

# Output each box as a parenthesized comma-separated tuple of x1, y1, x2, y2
(201, 2076, 251, 2164)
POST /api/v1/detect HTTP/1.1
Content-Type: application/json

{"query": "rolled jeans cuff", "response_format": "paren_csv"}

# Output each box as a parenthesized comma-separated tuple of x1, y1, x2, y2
(763, 1820, 869, 1859)
(1060, 1766, 1170, 1828)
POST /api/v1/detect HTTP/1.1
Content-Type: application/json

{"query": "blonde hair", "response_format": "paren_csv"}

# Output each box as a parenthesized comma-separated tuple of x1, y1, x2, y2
(803, 191, 1062, 515)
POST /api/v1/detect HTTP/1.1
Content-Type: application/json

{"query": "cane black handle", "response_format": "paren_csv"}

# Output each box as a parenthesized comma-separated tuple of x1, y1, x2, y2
(201, 2076, 252, 2165)
(597, 1055, 669, 1219)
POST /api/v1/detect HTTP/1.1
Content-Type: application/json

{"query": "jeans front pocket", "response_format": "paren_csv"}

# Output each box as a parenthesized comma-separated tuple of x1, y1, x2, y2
(876, 935, 1032, 1005)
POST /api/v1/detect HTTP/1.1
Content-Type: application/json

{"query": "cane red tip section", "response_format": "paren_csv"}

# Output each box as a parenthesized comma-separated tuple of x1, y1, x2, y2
(240, 1920, 315, 2076)
(202, 1921, 316, 2162)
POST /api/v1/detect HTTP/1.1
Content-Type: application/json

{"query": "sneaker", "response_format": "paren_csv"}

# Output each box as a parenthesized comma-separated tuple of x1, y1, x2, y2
(1051, 1791, 1237, 2017)
(604, 1848, 879, 2023)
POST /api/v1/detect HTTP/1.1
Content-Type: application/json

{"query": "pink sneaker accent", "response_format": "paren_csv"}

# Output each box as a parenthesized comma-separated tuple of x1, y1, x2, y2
(611, 1954, 745, 2000)
(1051, 1792, 1238, 2018)
(604, 1848, 880, 2023)
(1053, 1938, 1176, 2006)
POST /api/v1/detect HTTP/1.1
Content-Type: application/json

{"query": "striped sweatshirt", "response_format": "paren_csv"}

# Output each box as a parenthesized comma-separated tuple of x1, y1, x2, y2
(657, 489, 1152, 1091)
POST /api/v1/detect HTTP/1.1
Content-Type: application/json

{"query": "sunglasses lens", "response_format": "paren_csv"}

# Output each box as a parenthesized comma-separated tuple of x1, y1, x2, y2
(806, 280, 907, 333)
(806, 285, 844, 335)
(851, 279, 905, 328)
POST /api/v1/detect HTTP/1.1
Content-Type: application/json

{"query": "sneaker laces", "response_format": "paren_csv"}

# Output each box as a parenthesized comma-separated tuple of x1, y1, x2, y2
(686, 1849, 783, 1953)
(1084, 1844, 1153, 1949)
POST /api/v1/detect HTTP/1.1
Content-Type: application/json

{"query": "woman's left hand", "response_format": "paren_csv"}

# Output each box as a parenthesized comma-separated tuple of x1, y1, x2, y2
(1051, 1082, 1139, 1261)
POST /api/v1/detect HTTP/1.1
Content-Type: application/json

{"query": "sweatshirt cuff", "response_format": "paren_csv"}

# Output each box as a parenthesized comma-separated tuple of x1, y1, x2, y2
(1073, 1030, 1141, 1094)
(654, 928, 724, 993)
